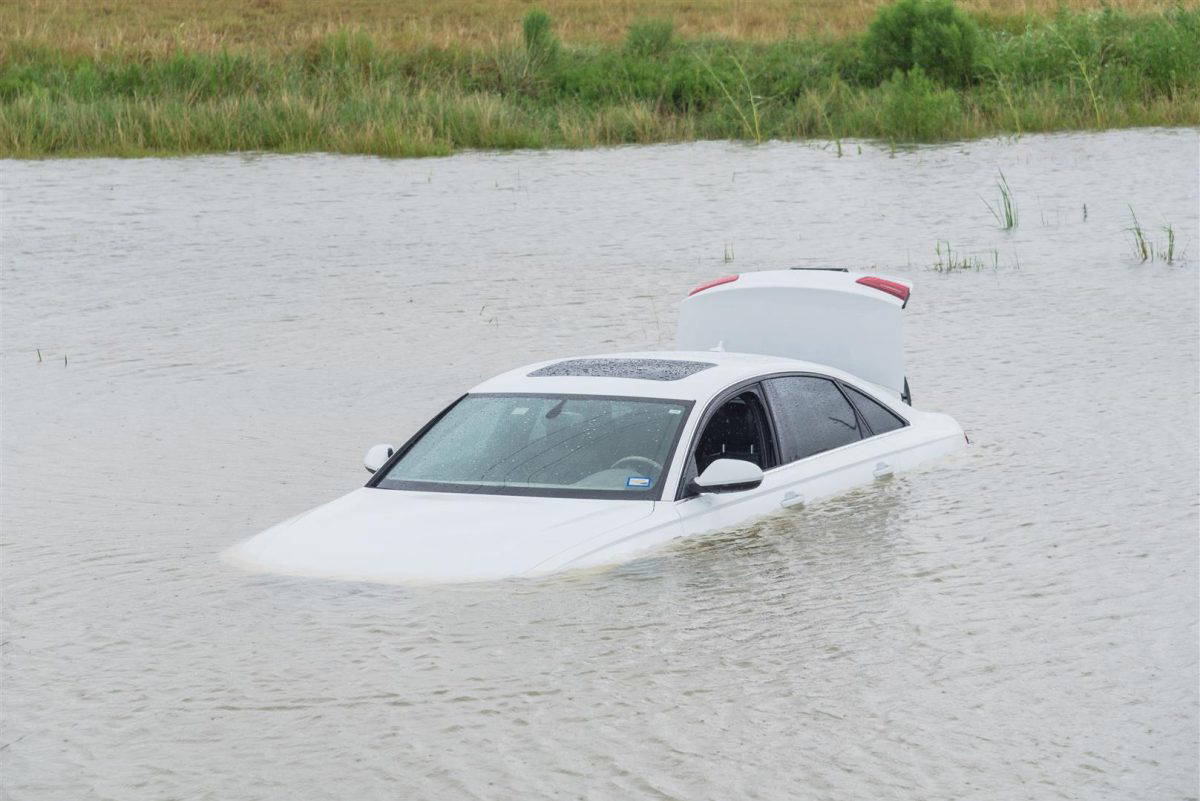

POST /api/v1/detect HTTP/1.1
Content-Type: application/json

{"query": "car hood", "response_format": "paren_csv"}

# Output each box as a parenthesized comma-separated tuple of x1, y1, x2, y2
(226, 487, 657, 583)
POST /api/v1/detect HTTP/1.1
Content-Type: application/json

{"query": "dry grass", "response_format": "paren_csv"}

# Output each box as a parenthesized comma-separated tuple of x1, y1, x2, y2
(4, 0, 1190, 52)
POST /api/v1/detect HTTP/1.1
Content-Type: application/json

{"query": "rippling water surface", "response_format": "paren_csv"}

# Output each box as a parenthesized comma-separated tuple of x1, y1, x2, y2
(3, 129, 1198, 800)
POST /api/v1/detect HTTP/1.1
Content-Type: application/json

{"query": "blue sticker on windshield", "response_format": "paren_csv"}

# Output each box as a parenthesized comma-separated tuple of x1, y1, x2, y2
(626, 476, 652, 488)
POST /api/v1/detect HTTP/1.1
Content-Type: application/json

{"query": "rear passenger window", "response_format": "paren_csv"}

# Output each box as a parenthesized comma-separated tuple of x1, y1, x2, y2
(763, 376, 862, 463)
(845, 386, 907, 435)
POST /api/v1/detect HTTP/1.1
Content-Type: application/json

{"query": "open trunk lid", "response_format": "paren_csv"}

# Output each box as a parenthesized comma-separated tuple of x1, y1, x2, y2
(676, 269, 913, 397)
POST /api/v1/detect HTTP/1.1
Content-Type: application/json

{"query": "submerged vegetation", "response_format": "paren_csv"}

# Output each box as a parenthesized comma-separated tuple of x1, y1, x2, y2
(1127, 207, 1183, 263)
(931, 241, 989, 272)
(1, 0, 1198, 157)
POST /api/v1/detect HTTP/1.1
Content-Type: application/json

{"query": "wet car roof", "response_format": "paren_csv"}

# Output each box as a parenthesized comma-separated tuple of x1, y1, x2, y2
(527, 358, 716, 381)
(470, 351, 878, 402)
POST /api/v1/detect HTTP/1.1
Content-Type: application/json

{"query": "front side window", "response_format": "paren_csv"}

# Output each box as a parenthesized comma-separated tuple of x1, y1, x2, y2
(692, 390, 775, 474)
(763, 376, 862, 463)
(375, 394, 691, 499)
(844, 385, 907, 435)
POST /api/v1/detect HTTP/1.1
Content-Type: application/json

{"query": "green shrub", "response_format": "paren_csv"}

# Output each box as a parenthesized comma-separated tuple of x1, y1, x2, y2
(1125, 7, 1200, 95)
(522, 8, 559, 62)
(626, 19, 675, 57)
(878, 65, 961, 139)
(864, 0, 979, 87)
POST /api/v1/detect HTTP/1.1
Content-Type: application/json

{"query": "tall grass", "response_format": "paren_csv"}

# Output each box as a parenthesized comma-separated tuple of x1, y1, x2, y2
(1128, 207, 1152, 261)
(983, 171, 1018, 229)
(932, 241, 985, 271)
(2, 3, 1198, 157)
(1127, 207, 1185, 264)
(1162, 223, 1176, 264)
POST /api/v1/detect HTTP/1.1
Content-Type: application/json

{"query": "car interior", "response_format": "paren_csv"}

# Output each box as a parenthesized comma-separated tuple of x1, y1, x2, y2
(521, 400, 679, 490)
(694, 391, 773, 474)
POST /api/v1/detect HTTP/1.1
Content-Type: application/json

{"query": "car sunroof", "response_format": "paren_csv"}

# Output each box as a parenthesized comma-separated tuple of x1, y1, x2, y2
(528, 358, 715, 381)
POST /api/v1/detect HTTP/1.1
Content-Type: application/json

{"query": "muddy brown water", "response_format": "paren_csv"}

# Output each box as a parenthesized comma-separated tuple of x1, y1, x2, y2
(2, 129, 1198, 800)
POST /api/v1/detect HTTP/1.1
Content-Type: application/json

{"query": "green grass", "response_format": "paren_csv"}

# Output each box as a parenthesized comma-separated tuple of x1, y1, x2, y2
(931, 241, 987, 272)
(1127, 207, 1186, 264)
(2, 3, 1198, 158)
(983, 170, 1018, 230)
(1128, 206, 1153, 261)
(1162, 222, 1176, 263)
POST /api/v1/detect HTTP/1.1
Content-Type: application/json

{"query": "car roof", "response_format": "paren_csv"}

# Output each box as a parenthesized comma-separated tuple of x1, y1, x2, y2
(469, 351, 884, 402)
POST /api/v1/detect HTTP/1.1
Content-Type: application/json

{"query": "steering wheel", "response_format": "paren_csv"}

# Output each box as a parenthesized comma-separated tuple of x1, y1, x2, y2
(610, 455, 662, 475)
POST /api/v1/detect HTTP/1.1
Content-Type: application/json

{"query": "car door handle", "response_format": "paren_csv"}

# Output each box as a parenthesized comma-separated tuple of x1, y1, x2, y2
(873, 462, 894, 479)
(780, 491, 805, 509)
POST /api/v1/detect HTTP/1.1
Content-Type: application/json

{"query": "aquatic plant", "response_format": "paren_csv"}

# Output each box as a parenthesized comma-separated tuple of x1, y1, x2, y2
(1127, 207, 1151, 262)
(931, 241, 984, 272)
(982, 171, 1018, 230)
(1126, 209, 1185, 265)
(1161, 223, 1176, 264)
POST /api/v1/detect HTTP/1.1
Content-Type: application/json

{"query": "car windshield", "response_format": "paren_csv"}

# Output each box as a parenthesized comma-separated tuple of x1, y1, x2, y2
(375, 394, 692, 499)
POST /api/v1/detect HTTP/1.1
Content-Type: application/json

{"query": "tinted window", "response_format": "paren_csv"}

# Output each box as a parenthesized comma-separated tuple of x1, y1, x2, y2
(845, 386, 907, 435)
(763, 376, 861, 462)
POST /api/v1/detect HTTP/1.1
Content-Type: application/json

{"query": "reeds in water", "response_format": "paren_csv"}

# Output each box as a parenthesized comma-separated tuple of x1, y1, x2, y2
(1161, 223, 1176, 264)
(932, 241, 985, 272)
(1128, 207, 1151, 261)
(1127, 208, 1184, 265)
(983, 171, 1018, 230)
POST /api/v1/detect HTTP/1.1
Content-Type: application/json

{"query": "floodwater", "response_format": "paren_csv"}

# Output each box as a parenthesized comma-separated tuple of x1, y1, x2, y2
(2, 129, 1197, 800)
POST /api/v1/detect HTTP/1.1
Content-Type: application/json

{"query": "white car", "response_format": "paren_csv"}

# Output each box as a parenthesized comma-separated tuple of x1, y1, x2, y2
(230, 269, 965, 583)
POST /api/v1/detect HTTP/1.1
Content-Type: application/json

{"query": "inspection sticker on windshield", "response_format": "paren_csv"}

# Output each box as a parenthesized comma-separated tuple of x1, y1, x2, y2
(626, 476, 652, 488)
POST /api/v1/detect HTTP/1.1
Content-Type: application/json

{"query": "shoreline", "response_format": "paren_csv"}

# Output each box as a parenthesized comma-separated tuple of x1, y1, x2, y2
(4, 125, 1196, 164)
(3, 3, 1197, 159)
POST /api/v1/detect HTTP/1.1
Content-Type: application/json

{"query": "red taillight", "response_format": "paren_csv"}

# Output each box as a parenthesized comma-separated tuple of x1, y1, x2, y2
(856, 276, 910, 304)
(688, 274, 739, 297)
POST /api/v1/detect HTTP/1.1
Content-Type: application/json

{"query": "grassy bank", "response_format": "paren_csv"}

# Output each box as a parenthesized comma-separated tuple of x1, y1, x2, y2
(2, 1, 1198, 158)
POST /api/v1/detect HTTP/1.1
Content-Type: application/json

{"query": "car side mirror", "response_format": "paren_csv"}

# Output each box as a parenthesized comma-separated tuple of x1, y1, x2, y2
(688, 458, 764, 494)
(364, 443, 395, 474)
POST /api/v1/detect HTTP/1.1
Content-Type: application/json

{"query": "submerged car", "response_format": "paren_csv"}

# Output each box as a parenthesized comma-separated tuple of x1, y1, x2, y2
(230, 269, 964, 582)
